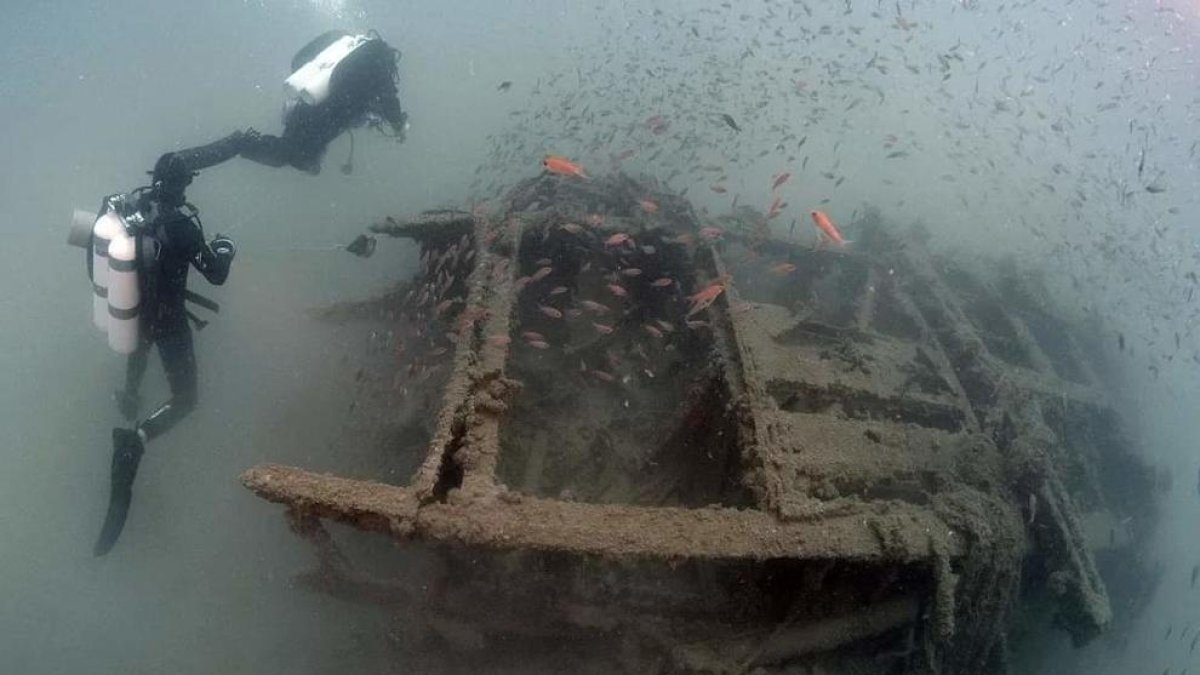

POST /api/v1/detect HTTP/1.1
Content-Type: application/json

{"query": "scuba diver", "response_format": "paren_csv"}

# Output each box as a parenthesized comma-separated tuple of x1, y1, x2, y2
(94, 136, 242, 557)
(89, 28, 406, 555)
(239, 29, 408, 174)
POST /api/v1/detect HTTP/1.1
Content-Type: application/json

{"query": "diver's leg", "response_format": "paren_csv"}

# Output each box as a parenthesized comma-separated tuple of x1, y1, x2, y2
(114, 337, 151, 420)
(277, 107, 333, 174)
(239, 129, 292, 168)
(171, 130, 249, 172)
(263, 129, 325, 174)
(95, 327, 197, 556)
(290, 145, 325, 175)
(136, 325, 198, 443)
(96, 333, 156, 555)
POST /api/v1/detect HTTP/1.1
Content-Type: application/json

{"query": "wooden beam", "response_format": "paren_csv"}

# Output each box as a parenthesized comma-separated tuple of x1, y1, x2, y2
(242, 463, 962, 562)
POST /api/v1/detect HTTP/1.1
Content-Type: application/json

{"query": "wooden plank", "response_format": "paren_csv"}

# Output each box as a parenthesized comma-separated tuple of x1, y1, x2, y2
(242, 464, 962, 562)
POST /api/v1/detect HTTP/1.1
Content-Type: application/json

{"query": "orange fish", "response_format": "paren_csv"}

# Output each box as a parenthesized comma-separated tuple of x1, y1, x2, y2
(606, 283, 629, 297)
(605, 232, 632, 247)
(538, 304, 564, 319)
(543, 155, 588, 179)
(638, 199, 659, 213)
(592, 322, 614, 335)
(686, 274, 732, 317)
(651, 277, 674, 288)
(769, 262, 797, 276)
(772, 172, 791, 190)
(700, 226, 724, 240)
(810, 210, 849, 246)
(580, 300, 611, 313)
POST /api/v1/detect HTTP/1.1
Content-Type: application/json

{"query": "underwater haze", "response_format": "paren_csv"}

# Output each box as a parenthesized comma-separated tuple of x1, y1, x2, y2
(0, 0, 1198, 673)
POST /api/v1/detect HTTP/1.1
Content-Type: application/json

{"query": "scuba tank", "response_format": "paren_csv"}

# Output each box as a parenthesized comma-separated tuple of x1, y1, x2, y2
(106, 225, 140, 354)
(70, 194, 145, 351)
(284, 33, 371, 106)
(90, 209, 123, 332)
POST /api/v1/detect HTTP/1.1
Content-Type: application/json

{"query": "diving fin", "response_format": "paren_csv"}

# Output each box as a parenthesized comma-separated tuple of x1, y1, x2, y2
(93, 428, 145, 557)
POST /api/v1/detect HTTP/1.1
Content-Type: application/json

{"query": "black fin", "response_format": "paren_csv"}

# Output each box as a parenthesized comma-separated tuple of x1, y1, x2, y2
(93, 428, 144, 556)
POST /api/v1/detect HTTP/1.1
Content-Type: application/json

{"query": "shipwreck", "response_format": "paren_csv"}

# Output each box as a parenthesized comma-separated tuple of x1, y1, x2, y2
(241, 172, 1158, 674)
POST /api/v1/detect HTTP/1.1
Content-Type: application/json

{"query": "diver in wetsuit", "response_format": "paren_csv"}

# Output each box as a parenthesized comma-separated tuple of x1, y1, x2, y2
(240, 30, 408, 174)
(92, 30, 405, 554)
(95, 139, 240, 556)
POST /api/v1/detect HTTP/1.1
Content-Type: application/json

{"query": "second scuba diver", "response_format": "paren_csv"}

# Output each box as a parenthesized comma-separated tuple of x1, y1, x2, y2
(239, 29, 408, 174)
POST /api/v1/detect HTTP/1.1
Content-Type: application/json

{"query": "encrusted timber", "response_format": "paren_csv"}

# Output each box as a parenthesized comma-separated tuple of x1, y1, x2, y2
(393, 205, 510, 501)
(241, 464, 963, 563)
(930, 487, 1027, 673)
(899, 238, 1114, 648)
(1037, 468, 1113, 644)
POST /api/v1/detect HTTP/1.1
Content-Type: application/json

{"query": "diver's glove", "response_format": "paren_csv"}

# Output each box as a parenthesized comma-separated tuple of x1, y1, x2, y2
(211, 235, 237, 261)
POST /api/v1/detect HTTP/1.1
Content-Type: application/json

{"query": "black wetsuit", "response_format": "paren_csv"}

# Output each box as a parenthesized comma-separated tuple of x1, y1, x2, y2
(240, 31, 406, 174)
(94, 145, 238, 556)
(122, 199, 233, 441)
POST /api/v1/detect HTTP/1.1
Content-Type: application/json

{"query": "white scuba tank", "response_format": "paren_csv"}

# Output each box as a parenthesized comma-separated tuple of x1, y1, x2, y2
(283, 34, 370, 106)
(91, 210, 124, 332)
(106, 227, 140, 354)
